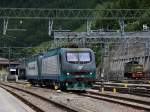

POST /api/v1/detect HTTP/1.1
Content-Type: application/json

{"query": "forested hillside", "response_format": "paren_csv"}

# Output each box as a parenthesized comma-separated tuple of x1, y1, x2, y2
(93, 0, 150, 31)
(0, 0, 97, 8)
(0, 0, 150, 59)
(0, 0, 98, 47)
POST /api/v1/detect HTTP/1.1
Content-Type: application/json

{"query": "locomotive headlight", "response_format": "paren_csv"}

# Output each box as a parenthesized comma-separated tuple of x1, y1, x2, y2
(90, 72, 92, 75)
(67, 73, 70, 75)
(66, 83, 68, 86)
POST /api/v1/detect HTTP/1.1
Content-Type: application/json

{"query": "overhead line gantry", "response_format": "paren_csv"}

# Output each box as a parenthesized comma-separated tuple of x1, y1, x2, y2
(0, 8, 149, 19)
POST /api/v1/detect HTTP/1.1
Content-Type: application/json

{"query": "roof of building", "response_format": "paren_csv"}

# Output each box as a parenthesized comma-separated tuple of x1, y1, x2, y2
(0, 58, 20, 65)
(0, 58, 8, 61)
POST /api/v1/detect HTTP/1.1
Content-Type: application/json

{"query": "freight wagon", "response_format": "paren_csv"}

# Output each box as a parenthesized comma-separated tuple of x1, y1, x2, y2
(26, 48, 96, 90)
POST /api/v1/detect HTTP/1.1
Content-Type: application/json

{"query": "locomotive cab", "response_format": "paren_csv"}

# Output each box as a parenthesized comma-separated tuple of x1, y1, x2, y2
(124, 61, 144, 79)
(60, 48, 96, 90)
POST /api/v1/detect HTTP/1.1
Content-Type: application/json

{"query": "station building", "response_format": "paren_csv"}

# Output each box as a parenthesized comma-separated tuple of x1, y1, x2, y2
(0, 58, 20, 76)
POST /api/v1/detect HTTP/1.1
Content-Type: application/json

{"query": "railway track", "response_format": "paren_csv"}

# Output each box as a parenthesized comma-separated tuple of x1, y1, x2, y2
(0, 83, 86, 112)
(111, 80, 150, 84)
(95, 81, 150, 89)
(79, 90, 150, 111)
(93, 82, 150, 97)
(1, 85, 44, 112)
(2, 82, 149, 112)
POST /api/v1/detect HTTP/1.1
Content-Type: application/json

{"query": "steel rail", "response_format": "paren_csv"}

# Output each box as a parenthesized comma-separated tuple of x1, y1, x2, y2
(0, 83, 83, 112)
(79, 90, 150, 111)
(93, 84, 150, 97)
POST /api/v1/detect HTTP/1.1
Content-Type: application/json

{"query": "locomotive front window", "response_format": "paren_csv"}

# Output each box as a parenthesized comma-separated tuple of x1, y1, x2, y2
(79, 53, 90, 62)
(67, 53, 78, 62)
(134, 66, 143, 71)
(66, 52, 91, 63)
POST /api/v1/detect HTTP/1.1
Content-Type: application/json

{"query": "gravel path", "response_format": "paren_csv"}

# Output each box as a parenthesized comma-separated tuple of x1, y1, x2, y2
(3, 82, 147, 112)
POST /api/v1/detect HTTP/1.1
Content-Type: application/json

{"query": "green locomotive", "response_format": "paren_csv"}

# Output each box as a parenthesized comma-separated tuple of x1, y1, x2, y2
(124, 61, 144, 79)
(26, 48, 96, 90)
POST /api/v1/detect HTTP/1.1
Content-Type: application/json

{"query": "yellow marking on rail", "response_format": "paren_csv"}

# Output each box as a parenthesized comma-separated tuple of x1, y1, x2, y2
(24, 83, 32, 88)
(113, 88, 116, 94)
(101, 87, 104, 93)
(124, 84, 128, 88)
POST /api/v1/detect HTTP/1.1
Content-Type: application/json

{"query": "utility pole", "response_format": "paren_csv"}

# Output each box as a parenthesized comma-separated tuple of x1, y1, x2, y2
(86, 19, 92, 36)
(119, 17, 125, 37)
(145, 40, 150, 56)
(8, 47, 11, 75)
(48, 19, 53, 36)
(100, 43, 104, 79)
(3, 19, 9, 35)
